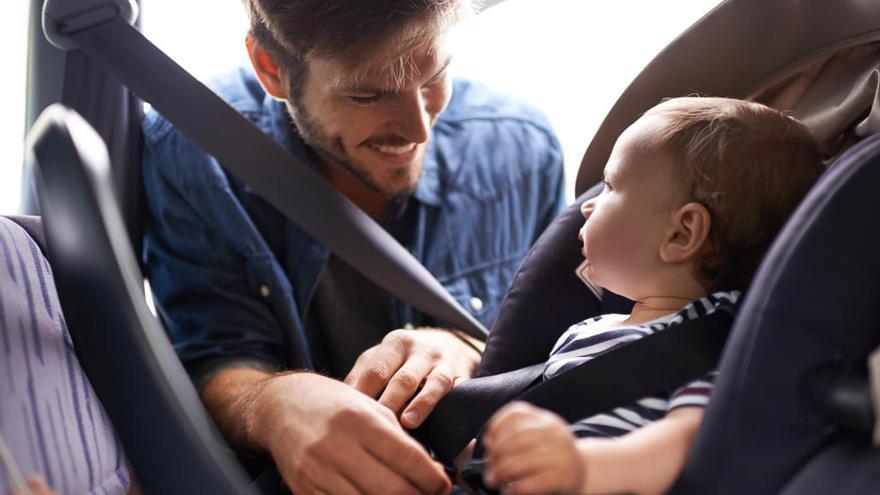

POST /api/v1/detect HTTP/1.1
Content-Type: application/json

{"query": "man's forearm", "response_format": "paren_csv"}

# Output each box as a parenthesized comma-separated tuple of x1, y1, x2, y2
(201, 367, 282, 452)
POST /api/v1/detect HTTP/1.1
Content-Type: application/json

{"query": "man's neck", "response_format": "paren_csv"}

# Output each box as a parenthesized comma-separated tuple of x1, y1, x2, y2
(319, 161, 389, 220)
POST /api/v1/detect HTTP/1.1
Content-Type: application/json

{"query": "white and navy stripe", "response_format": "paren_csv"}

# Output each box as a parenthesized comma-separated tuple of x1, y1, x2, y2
(543, 291, 740, 438)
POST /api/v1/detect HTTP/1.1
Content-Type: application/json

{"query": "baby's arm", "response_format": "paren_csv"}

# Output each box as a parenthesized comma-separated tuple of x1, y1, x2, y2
(482, 401, 703, 495)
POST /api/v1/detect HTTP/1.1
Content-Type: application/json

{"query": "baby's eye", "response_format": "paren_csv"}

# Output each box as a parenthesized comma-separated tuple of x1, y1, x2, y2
(603, 179, 614, 191)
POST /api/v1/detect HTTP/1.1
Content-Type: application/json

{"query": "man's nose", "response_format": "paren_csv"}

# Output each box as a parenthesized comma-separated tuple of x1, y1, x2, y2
(391, 91, 430, 144)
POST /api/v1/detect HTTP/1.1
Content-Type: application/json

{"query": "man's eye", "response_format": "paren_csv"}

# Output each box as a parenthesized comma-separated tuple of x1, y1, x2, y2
(348, 94, 382, 106)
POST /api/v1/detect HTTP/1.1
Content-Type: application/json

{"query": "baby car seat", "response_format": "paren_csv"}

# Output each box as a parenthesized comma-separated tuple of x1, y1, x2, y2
(670, 133, 880, 495)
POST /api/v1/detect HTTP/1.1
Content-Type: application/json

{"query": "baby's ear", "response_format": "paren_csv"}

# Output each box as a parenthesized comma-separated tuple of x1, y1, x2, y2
(660, 202, 711, 263)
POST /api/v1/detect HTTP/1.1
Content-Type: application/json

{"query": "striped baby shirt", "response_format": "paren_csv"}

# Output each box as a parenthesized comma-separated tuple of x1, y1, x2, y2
(543, 291, 740, 438)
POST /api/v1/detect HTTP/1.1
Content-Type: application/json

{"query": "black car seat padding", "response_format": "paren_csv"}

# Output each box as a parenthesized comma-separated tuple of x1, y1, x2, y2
(477, 182, 633, 377)
(671, 133, 880, 495)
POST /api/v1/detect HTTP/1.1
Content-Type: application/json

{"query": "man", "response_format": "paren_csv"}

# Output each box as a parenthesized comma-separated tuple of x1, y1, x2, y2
(141, 0, 564, 493)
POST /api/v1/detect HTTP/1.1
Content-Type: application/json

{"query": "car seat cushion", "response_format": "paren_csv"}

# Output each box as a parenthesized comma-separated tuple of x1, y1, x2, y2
(0, 216, 131, 495)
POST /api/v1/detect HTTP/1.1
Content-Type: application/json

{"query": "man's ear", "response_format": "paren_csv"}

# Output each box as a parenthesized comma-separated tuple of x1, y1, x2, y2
(660, 202, 712, 263)
(246, 36, 288, 100)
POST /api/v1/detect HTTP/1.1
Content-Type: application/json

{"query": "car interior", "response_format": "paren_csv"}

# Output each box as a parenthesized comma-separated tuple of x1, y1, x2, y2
(3, 0, 880, 493)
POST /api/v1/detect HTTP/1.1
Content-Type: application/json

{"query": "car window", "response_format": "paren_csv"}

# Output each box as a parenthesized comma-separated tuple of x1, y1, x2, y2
(453, 0, 721, 199)
(0, 1, 30, 214)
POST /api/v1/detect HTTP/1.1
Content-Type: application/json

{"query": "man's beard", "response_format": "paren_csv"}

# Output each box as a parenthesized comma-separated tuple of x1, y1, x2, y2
(286, 101, 421, 199)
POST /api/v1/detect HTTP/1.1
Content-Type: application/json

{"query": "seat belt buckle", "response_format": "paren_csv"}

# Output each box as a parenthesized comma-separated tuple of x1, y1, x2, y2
(869, 345, 880, 446)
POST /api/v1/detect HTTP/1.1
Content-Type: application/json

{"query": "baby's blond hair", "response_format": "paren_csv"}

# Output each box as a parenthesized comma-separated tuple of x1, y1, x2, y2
(646, 97, 824, 290)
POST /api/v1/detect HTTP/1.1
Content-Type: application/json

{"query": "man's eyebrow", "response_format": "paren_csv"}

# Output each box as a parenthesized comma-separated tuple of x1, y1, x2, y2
(335, 57, 452, 94)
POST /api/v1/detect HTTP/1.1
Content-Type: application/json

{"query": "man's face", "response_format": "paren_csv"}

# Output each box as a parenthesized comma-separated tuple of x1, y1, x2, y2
(578, 115, 684, 300)
(288, 37, 454, 199)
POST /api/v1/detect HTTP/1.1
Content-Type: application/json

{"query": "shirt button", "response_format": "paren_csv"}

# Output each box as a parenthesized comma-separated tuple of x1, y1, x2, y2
(259, 285, 271, 298)
(469, 297, 483, 312)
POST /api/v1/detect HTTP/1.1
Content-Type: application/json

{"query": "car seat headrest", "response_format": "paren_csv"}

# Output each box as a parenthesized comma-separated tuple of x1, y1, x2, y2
(476, 182, 633, 377)
(750, 43, 880, 158)
(575, 0, 880, 195)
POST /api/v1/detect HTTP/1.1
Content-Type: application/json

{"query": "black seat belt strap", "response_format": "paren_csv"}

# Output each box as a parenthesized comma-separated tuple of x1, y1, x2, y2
(60, 13, 488, 342)
(522, 306, 733, 421)
(415, 306, 735, 466)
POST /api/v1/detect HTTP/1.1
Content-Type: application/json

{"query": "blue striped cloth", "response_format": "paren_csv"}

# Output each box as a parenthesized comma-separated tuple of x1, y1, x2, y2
(0, 217, 130, 495)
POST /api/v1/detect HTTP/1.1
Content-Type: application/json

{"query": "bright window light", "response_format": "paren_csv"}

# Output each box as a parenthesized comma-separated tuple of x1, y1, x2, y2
(0, 2, 29, 214)
(454, 0, 721, 199)
(141, 0, 721, 200)
(2, 1, 721, 215)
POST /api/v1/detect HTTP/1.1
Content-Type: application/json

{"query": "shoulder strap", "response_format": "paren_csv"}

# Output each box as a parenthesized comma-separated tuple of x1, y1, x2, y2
(415, 306, 735, 466)
(522, 306, 734, 422)
(56, 12, 487, 342)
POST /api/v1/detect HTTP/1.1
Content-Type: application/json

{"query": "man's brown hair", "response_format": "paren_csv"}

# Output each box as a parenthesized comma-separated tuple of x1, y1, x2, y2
(647, 97, 825, 291)
(241, 0, 474, 98)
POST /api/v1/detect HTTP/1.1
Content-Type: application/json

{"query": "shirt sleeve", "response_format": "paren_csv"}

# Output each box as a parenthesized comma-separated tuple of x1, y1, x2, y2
(141, 113, 290, 378)
(668, 370, 718, 411)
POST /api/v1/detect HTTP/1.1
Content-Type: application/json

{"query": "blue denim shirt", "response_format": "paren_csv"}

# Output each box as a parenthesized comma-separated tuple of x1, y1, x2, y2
(142, 68, 564, 379)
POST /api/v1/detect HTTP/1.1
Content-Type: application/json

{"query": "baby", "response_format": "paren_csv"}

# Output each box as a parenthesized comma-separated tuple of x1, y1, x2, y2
(479, 97, 824, 495)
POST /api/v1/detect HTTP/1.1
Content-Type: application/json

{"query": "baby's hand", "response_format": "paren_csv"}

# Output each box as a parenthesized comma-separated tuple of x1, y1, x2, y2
(482, 401, 585, 495)
(11, 476, 58, 495)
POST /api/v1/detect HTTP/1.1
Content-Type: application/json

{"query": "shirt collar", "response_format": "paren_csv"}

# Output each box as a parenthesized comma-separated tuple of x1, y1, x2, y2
(412, 139, 442, 207)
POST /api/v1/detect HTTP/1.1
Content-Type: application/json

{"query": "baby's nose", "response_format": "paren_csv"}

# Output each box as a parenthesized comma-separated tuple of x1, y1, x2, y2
(580, 201, 593, 219)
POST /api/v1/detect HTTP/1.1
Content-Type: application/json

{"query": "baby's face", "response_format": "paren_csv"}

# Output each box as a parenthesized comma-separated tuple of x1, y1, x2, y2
(578, 115, 684, 299)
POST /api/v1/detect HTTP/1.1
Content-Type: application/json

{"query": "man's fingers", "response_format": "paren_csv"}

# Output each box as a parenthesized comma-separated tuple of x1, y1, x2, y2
(297, 468, 360, 495)
(331, 440, 430, 495)
(365, 425, 451, 495)
(349, 334, 409, 398)
(343, 347, 374, 386)
(279, 453, 360, 495)
(378, 356, 434, 415)
(400, 367, 455, 428)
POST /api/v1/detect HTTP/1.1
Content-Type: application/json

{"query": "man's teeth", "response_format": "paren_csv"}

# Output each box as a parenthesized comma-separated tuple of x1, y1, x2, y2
(371, 143, 416, 155)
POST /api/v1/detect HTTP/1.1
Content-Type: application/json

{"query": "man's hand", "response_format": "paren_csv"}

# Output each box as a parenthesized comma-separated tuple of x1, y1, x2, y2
(482, 402, 585, 495)
(247, 372, 451, 495)
(345, 328, 482, 429)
